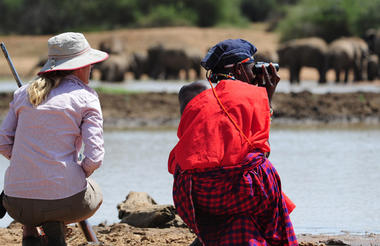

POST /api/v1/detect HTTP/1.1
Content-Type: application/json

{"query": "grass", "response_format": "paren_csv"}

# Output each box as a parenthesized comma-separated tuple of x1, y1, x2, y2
(94, 86, 141, 95)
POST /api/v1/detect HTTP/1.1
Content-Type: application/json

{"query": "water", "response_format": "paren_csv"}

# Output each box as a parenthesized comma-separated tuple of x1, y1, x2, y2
(1, 79, 380, 94)
(0, 127, 379, 235)
(269, 127, 380, 234)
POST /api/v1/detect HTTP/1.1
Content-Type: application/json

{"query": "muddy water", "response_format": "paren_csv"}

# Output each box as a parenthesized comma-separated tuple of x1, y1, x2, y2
(0, 127, 379, 235)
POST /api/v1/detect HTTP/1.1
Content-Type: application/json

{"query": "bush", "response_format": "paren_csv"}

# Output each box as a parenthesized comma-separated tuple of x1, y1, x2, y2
(276, 0, 380, 43)
(0, 0, 249, 34)
(276, 0, 350, 42)
(349, 0, 380, 37)
(241, 0, 276, 22)
(135, 5, 196, 27)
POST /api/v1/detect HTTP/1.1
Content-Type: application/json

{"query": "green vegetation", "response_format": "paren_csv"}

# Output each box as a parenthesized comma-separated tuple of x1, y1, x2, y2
(0, 0, 249, 34)
(94, 86, 140, 95)
(1, 0, 379, 43)
(276, 0, 380, 42)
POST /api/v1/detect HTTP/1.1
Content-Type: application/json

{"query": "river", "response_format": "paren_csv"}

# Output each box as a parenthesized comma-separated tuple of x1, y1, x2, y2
(0, 127, 379, 235)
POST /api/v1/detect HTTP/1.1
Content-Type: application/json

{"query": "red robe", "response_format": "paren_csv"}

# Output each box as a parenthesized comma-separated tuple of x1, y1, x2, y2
(169, 79, 271, 174)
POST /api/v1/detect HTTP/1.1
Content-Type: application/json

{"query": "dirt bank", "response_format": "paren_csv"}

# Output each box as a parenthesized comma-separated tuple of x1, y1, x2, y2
(99, 90, 380, 129)
(0, 90, 379, 129)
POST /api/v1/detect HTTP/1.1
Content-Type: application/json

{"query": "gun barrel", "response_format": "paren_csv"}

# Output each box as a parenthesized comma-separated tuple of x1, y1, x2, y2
(0, 42, 23, 87)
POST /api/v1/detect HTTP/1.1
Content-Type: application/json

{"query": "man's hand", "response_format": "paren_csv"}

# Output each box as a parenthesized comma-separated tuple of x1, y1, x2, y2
(255, 63, 280, 105)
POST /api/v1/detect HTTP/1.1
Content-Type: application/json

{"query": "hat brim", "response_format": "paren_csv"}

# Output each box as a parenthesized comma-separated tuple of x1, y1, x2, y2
(38, 48, 109, 75)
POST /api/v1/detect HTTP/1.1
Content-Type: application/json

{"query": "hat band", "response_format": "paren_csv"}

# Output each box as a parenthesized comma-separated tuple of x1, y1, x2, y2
(224, 57, 253, 68)
(48, 47, 91, 60)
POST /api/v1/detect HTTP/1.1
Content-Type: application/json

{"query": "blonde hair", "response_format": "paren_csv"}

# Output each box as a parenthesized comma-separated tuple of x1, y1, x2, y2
(27, 70, 73, 106)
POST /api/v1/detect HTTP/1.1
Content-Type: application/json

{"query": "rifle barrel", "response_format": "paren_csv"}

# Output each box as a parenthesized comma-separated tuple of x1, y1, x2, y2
(0, 42, 23, 87)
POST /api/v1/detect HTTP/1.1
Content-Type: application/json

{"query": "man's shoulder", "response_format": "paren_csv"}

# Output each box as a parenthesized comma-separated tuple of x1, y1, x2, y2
(218, 79, 268, 101)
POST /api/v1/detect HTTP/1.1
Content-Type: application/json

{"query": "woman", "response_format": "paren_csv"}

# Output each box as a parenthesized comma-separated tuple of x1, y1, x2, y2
(169, 39, 297, 245)
(0, 32, 108, 246)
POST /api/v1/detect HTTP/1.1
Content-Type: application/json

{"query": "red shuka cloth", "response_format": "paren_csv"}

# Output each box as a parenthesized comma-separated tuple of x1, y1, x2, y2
(168, 79, 271, 174)
(169, 79, 296, 213)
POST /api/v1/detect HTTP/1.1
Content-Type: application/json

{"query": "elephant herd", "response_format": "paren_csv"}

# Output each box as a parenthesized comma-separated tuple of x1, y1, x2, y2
(93, 37, 203, 82)
(29, 32, 380, 83)
(276, 31, 380, 84)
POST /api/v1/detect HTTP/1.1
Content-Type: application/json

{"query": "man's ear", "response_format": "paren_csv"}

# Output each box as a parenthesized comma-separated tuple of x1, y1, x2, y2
(234, 63, 242, 76)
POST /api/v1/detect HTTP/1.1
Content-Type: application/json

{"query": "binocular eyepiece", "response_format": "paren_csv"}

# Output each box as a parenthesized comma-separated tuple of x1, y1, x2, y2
(252, 62, 279, 75)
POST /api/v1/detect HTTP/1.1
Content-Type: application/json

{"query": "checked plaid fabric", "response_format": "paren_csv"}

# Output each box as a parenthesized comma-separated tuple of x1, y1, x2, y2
(173, 151, 298, 246)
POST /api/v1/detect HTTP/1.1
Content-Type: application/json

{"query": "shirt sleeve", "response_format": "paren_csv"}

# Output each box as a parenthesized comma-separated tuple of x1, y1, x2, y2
(0, 101, 17, 160)
(80, 97, 104, 177)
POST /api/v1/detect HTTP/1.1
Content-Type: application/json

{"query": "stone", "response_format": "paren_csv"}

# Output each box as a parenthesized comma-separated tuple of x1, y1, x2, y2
(117, 191, 183, 228)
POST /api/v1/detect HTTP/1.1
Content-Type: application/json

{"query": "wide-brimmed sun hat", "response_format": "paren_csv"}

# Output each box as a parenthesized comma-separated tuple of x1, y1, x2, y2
(201, 39, 257, 73)
(38, 32, 109, 75)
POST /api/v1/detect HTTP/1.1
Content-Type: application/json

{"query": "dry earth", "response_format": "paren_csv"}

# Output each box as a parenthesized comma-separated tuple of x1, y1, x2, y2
(0, 90, 379, 130)
(0, 221, 379, 246)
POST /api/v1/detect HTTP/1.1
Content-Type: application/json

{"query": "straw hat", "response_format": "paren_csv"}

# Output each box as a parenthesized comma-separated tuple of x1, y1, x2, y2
(38, 32, 109, 75)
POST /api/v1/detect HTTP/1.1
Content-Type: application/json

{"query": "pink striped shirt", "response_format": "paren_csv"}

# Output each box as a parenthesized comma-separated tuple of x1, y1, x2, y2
(0, 75, 104, 199)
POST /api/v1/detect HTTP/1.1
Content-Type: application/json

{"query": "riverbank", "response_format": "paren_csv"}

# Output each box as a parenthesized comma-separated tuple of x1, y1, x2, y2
(99, 90, 380, 129)
(0, 90, 379, 129)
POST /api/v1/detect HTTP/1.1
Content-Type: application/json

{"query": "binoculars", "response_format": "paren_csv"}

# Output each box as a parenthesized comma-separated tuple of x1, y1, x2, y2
(252, 62, 279, 75)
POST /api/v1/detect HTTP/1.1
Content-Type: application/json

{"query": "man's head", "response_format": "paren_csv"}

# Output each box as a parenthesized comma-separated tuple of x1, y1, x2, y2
(178, 81, 209, 115)
(201, 39, 258, 84)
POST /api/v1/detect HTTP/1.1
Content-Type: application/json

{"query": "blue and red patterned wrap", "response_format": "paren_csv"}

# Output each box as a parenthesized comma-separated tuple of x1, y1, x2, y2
(173, 151, 298, 246)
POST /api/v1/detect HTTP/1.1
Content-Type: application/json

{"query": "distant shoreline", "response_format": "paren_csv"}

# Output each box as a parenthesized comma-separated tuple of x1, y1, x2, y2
(0, 90, 379, 130)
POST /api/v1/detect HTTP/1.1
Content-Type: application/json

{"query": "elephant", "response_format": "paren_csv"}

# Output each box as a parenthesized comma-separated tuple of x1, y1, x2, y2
(98, 36, 125, 55)
(254, 49, 279, 63)
(327, 37, 369, 83)
(147, 44, 201, 80)
(189, 54, 202, 79)
(95, 54, 130, 82)
(128, 51, 148, 80)
(27, 56, 48, 77)
(367, 54, 379, 81)
(349, 37, 369, 81)
(277, 37, 328, 84)
(365, 28, 380, 57)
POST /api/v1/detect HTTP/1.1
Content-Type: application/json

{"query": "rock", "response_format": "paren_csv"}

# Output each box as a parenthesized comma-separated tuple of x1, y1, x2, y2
(321, 239, 349, 245)
(120, 204, 176, 228)
(117, 191, 183, 228)
(117, 191, 157, 219)
(165, 215, 187, 228)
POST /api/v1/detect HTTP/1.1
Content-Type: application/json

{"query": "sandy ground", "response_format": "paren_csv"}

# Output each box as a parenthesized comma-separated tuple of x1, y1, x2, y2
(0, 221, 379, 246)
